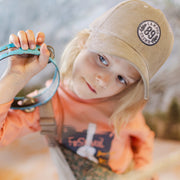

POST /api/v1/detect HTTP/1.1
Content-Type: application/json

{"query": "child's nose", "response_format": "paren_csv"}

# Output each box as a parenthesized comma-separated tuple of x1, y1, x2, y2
(95, 74, 110, 88)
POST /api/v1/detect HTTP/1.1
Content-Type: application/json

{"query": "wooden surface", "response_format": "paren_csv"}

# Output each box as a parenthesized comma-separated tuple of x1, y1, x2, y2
(0, 133, 180, 180)
(0, 133, 59, 180)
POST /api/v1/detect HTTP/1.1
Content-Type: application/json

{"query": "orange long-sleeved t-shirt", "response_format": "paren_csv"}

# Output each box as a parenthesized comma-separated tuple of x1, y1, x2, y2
(0, 83, 154, 174)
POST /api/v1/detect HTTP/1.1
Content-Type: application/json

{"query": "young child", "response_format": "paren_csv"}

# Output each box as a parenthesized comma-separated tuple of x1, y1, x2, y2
(0, 0, 174, 177)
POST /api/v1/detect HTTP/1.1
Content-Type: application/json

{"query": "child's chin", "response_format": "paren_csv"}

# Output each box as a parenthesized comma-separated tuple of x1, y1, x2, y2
(75, 91, 96, 100)
(77, 93, 93, 100)
(73, 86, 95, 99)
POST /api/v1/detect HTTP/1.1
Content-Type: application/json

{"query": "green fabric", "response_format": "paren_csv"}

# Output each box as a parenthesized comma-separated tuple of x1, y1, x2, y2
(60, 145, 116, 180)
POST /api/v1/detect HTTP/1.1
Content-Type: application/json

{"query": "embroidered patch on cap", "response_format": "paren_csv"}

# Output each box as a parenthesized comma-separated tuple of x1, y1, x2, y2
(137, 20, 161, 46)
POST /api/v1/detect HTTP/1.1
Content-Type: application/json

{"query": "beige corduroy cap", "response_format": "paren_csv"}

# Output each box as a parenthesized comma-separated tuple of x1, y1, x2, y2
(85, 0, 174, 100)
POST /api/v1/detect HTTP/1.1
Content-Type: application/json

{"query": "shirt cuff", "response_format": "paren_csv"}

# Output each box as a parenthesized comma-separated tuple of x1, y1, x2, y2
(0, 100, 13, 113)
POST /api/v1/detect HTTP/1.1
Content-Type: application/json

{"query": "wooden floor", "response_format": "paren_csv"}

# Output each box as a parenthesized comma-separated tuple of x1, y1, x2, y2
(153, 139, 180, 180)
(0, 133, 180, 180)
(0, 133, 59, 180)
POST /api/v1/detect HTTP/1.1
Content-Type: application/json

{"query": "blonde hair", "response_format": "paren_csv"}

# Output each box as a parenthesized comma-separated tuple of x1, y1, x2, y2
(60, 29, 90, 81)
(110, 80, 147, 133)
(60, 29, 147, 133)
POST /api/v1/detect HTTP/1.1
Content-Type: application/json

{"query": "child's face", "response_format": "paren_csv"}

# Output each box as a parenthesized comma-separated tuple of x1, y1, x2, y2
(70, 47, 141, 100)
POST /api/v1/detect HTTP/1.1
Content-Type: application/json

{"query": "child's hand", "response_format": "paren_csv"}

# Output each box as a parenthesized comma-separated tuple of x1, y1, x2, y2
(0, 30, 50, 104)
(8, 30, 50, 81)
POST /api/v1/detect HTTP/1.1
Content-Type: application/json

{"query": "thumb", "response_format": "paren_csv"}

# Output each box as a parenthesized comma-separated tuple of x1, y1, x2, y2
(38, 43, 50, 69)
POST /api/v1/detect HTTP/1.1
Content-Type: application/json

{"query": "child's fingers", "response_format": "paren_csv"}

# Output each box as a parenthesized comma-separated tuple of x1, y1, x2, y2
(9, 34, 20, 48)
(17, 30, 29, 50)
(25, 43, 49, 76)
(38, 43, 50, 68)
(26, 29, 36, 49)
(36, 32, 45, 45)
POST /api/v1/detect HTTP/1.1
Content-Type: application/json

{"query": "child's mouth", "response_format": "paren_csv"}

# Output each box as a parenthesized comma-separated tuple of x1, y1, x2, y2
(86, 82, 96, 93)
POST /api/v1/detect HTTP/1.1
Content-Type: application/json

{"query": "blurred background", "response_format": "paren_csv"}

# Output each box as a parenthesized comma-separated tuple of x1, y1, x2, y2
(0, 0, 180, 179)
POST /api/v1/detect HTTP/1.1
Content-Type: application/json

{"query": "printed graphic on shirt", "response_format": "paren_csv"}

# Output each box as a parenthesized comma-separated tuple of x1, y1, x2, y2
(62, 123, 114, 167)
(76, 123, 98, 163)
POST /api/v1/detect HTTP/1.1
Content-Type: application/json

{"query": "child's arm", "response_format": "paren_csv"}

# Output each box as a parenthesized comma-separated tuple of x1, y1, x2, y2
(0, 30, 50, 104)
(130, 112, 155, 169)
(0, 101, 41, 146)
(0, 30, 50, 146)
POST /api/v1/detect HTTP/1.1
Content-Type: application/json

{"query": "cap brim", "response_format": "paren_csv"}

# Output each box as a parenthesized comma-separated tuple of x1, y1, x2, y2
(86, 31, 149, 100)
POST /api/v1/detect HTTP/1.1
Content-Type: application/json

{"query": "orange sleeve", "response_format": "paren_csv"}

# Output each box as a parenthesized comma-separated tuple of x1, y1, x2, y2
(0, 101, 41, 147)
(0, 100, 13, 129)
(129, 112, 155, 169)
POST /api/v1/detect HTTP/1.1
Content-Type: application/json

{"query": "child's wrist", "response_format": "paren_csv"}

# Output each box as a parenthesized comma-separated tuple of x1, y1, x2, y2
(5, 70, 31, 85)
(1, 72, 28, 94)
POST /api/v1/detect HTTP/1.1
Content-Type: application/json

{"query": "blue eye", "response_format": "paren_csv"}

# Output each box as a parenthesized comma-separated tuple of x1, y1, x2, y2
(117, 75, 127, 85)
(99, 55, 108, 66)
